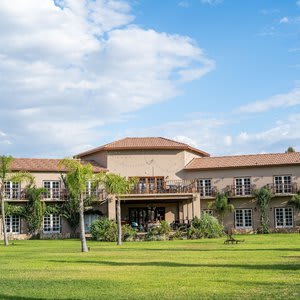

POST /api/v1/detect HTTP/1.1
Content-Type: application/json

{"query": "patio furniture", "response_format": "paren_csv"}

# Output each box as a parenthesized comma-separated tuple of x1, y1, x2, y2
(224, 234, 245, 244)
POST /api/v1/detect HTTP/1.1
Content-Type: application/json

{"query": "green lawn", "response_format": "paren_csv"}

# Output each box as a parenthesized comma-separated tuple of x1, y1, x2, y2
(0, 234, 299, 300)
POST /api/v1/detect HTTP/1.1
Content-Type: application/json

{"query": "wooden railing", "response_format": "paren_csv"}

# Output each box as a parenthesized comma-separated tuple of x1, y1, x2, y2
(267, 183, 297, 195)
(130, 180, 197, 194)
(227, 184, 256, 197)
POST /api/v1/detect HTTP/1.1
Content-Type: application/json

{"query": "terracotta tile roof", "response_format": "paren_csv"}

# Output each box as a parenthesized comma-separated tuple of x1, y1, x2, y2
(185, 152, 300, 170)
(10, 158, 106, 173)
(75, 137, 210, 157)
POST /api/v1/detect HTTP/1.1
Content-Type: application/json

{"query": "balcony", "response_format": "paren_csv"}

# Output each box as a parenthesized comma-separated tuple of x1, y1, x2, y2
(267, 183, 298, 195)
(227, 184, 256, 197)
(197, 186, 218, 198)
(130, 180, 197, 194)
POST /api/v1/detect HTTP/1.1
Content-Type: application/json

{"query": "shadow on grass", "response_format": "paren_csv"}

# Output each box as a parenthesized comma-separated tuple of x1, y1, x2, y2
(48, 259, 300, 270)
(0, 295, 75, 300)
(116, 247, 300, 252)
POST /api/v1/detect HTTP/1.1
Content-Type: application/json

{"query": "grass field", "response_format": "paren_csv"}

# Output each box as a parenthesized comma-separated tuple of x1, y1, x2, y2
(0, 234, 299, 300)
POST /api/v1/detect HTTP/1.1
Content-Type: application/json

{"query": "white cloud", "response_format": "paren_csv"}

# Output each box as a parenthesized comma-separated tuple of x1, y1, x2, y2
(200, 0, 223, 5)
(0, 0, 215, 157)
(279, 17, 289, 24)
(297, 1, 300, 7)
(236, 85, 300, 113)
(178, 1, 190, 8)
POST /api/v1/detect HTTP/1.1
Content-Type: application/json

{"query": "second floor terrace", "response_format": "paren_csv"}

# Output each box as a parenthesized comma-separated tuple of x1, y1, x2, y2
(3, 174, 300, 200)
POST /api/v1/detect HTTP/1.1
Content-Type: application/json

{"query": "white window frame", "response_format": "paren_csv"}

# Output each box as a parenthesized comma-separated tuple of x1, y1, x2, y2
(197, 179, 212, 197)
(235, 177, 251, 196)
(201, 209, 214, 216)
(5, 215, 20, 234)
(4, 181, 20, 199)
(235, 209, 253, 229)
(43, 214, 61, 233)
(274, 175, 292, 194)
(275, 207, 293, 228)
(43, 181, 61, 199)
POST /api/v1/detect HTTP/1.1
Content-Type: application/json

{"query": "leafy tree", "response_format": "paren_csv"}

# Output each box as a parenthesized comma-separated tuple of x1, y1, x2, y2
(25, 187, 46, 236)
(254, 187, 273, 234)
(208, 192, 234, 225)
(288, 194, 300, 210)
(285, 146, 295, 153)
(101, 174, 135, 245)
(0, 155, 34, 246)
(59, 159, 100, 252)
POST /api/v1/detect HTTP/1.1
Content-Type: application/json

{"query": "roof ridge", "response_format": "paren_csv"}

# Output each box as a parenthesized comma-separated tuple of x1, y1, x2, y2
(198, 152, 300, 159)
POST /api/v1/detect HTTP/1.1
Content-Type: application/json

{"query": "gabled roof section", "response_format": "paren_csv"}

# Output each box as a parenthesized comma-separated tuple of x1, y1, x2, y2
(75, 137, 210, 157)
(10, 158, 106, 173)
(185, 152, 300, 170)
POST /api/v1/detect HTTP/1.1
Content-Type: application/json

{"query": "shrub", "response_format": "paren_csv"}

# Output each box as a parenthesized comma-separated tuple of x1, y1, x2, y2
(188, 214, 223, 239)
(144, 220, 171, 241)
(90, 218, 117, 242)
(122, 224, 137, 242)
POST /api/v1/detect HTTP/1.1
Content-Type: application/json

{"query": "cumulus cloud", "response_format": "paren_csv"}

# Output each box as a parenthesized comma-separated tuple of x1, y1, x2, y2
(0, 0, 214, 157)
(200, 0, 223, 5)
(279, 17, 289, 24)
(236, 85, 300, 113)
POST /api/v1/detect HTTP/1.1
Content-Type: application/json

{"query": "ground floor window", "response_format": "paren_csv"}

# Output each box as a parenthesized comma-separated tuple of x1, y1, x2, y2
(275, 207, 293, 228)
(201, 209, 214, 216)
(5, 215, 20, 234)
(84, 214, 100, 233)
(43, 214, 61, 233)
(235, 209, 252, 229)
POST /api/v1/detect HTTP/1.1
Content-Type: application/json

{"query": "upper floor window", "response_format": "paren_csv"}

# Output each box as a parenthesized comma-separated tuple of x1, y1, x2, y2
(235, 177, 251, 196)
(5, 215, 20, 234)
(85, 181, 97, 197)
(4, 181, 20, 199)
(197, 179, 212, 197)
(43, 181, 60, 199)
(235, 209, 252, 229)
(43, 214, 61, 233)
(274, 176, 291, 194)
(275, 207, 293, 228)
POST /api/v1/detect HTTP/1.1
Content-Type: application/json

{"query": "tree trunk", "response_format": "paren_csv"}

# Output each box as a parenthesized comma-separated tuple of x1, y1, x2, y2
(79, 194, 88, 252)
(1, 195, 9, 246)
(116, 197, 122, 245)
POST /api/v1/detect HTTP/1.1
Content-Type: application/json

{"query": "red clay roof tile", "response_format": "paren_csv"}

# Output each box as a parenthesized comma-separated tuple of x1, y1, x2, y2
(75, 137, 210, 157)
(185, 152, 300, 170)
(10, 158, 106, 173)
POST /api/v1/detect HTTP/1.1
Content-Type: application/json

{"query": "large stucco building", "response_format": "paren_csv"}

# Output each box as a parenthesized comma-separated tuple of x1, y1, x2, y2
(1, 137, 300, 238)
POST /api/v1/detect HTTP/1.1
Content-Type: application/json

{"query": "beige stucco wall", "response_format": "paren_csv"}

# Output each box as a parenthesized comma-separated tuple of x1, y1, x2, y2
(79, 151, 108, 168)
(106, 150, 187, 180)
(183, 165, 300, 192)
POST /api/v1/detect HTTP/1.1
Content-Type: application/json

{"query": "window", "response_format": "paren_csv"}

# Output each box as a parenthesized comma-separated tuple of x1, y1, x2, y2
(274, 176, 292, 193)
(201, 209, 214, 216)
(135, 177, 165, 193)
(5, 215, 20, 234)
(85, 181, 97, 197)
(4, 181, 20, 199)
(235, 178, 251, 196)
(43, 214, 61, 233)
(43, 181, 60, 199)
(84, 214, 99, 233)
(275, 208, 293, 228)
(197, 179, 212, 197)
(235, 209, 252, 229)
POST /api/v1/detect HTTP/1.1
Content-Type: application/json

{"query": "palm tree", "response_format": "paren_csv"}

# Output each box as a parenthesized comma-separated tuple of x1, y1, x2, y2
(0, 155, 34, 246)
(253, 187, 273, 233)
(59, 159, 99, 252)
(101, 173, 135, 245)
(208, 192, 234, 225)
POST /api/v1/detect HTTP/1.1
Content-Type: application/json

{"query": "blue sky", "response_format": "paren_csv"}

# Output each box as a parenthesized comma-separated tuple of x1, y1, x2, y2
(0, 0, 299, 157)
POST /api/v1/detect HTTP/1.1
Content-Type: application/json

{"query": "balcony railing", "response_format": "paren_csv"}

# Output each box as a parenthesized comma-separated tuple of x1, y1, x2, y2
(227, 184, 256, 197)
(197, 186, 218, 198)
(130, 180, 197, 194)
(267, 183, 297, 195)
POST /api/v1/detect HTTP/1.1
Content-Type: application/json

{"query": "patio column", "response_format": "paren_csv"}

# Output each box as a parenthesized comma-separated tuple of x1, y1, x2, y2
(193, 193, 201, 218)
(107, 195, 116, 220)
